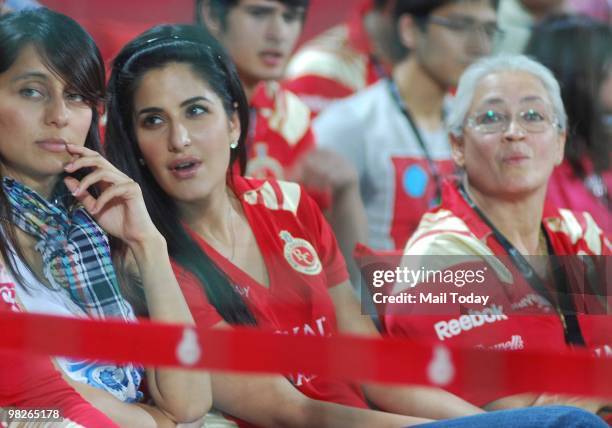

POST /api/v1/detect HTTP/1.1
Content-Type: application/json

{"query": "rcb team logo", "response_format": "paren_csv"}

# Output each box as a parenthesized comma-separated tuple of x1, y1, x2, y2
(280, 231, 322, 275)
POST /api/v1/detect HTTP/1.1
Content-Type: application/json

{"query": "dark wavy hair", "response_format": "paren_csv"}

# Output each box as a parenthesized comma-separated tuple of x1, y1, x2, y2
(394, 0, 498, 20)
(525, 14, 611, 176)
(0, 8, 105, 285)
(105, 24, 256, 325)
(195, 0, 310, 27)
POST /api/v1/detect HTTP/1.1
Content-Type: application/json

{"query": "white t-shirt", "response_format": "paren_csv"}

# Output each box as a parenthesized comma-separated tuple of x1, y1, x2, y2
(12, 253, 144, 403)
(314, 79, 455, 250)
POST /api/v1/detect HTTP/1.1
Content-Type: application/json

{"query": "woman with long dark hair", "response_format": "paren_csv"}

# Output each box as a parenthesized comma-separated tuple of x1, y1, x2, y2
(0, 8, 210, 426)
(105, 22, 491, 428)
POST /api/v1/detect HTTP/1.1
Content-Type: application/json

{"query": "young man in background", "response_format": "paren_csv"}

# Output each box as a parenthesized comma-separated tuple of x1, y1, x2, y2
(314, 0, 499, 250)
(196, 0, 367, 283)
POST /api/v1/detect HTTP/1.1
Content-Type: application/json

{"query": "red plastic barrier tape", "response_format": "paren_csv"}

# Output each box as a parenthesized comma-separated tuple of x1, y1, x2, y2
(1, 311, 610, 399)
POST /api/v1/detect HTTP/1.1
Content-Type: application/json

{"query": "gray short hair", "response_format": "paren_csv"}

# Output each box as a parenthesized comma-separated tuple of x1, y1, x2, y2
(447, 54, 567, 138)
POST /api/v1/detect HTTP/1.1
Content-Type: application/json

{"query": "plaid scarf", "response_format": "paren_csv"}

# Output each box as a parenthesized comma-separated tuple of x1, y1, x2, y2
(3, 177, 133, 321)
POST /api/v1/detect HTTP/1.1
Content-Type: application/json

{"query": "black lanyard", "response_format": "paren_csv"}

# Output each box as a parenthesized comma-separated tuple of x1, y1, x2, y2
(370, 54, 389, 81)
(458, 184, 586, 346)
(387, 79, 443, 206)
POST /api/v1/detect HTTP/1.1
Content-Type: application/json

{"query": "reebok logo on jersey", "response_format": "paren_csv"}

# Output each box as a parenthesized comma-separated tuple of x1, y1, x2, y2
(434, 305, 508, 341)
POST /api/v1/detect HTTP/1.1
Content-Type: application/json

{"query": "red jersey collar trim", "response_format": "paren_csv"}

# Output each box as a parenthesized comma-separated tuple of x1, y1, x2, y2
(441, 179, 563, 241)
(347, 0, 374, 55)
(229, 174, 259, 197)
(440, 179, 492, 241)
(542, 198, 561, 219)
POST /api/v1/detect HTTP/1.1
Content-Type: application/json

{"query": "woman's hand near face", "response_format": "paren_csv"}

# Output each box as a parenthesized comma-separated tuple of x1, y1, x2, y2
(64, 143, 211, 423)
(62, 144, 161, 248)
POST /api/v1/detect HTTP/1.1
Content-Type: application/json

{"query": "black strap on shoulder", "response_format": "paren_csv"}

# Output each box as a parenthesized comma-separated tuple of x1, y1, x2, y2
(387, 79, 443, 206)
(458, 184, 585, 346)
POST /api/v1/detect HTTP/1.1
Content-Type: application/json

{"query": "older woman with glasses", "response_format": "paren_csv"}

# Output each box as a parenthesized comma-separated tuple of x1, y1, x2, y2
(383, 55, 611, 418)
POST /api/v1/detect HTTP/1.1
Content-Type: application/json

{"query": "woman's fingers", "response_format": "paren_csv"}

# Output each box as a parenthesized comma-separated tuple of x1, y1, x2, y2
(63, 143, 142, 215)
(65, 149, 128, 176)
(64, 143, 130, 178)
(70, 169, 128, 197)
(65, 143, 101, 157)
(92, 181, 141, 214)
(64, 176, 97, 213)
(64, 155, 104, 173)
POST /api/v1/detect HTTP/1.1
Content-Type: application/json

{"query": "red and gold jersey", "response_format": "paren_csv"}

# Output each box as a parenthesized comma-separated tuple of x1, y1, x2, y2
(382, 180, 611, 405)
(247, 81, 331, 209)
(247, 81, 314, 179)
(174, 176, 367, 426)
(546, 159, 611, 235)
(283, 1, 388, 116)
